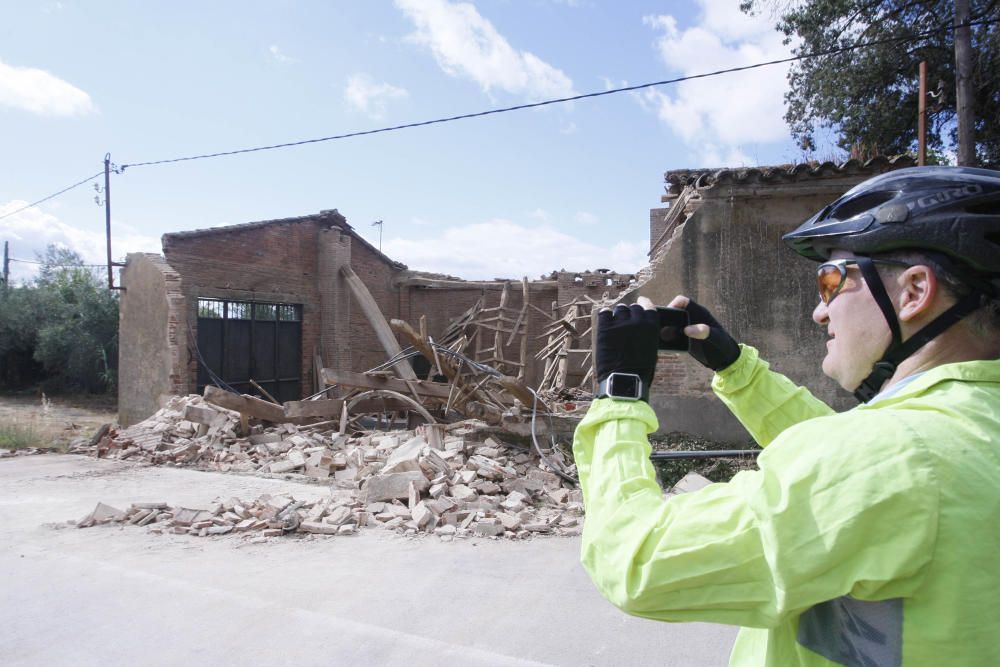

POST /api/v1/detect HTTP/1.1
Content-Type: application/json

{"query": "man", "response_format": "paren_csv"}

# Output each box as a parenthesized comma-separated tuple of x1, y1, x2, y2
(574, 166, 1000, 666)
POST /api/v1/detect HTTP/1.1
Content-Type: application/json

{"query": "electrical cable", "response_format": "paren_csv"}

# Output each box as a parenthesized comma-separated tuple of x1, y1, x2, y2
(528, 387, 579, 485)
(9, 18, 994, 214)
(117, 18, 997, 171)
(0, 171, 104, 221)
(9, 257, 110, 269)
(186, 323, 239, 394)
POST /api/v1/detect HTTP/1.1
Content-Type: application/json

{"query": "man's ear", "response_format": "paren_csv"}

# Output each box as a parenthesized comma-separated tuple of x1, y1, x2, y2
(897, 264, 939, 322)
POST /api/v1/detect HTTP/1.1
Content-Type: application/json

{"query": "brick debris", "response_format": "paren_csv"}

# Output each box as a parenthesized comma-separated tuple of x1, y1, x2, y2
(71, 394, 583, 540)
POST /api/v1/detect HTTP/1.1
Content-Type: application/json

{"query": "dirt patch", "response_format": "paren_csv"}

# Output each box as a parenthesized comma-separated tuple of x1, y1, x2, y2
(0, 394, 117, 451)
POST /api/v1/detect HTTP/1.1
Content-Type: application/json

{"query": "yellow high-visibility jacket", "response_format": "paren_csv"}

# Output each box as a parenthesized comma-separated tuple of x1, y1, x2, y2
(574, 345, 1000, 666)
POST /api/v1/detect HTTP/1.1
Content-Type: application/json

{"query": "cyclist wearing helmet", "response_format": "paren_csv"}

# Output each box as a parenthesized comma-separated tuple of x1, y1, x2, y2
(574, 166, 1000, 666)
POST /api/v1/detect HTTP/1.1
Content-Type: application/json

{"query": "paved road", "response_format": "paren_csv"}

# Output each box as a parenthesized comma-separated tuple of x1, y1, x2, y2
(0, 455, 737, 666)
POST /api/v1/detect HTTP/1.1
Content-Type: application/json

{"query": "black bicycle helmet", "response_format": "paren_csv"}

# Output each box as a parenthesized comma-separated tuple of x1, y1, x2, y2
(784, 166, 1000, 282)
(783, 166, 1000, 402)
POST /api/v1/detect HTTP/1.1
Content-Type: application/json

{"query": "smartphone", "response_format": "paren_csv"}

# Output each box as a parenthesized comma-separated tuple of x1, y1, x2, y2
(657, 307, 690, 351)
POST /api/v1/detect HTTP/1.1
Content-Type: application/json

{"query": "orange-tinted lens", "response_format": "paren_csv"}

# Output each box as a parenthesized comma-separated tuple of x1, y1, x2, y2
(817, 263, 846, 304)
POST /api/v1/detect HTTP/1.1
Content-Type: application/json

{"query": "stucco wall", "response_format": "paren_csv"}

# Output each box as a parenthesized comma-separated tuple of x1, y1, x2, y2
(638, 175, 894, 441)
(118, 253, 186, 427)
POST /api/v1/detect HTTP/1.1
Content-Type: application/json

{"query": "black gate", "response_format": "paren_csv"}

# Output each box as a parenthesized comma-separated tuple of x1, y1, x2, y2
(196, 298, 302, 403)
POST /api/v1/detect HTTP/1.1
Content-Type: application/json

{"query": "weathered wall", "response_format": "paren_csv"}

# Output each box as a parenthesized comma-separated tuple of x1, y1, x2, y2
(121, 211, 635, 426)
(347, 234, 408, 374)
(638, 169, 908, 441)
(162, 215, 328, 395)
(118, 253, 187, 427)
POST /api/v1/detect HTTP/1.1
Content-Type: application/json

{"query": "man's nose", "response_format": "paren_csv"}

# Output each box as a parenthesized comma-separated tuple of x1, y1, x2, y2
(812, 299, 829, 325)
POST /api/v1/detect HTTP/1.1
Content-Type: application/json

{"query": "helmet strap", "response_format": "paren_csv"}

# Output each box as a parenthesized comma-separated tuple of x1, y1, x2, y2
(852, 255, 985, 402)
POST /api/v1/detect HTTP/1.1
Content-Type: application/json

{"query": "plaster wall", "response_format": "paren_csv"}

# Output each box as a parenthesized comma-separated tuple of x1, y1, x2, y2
(639, 181, 873, 441)
(118, 253, 187, 427)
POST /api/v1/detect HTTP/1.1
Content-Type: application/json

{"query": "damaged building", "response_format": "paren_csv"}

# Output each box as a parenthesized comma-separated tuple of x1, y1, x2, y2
(118, 156, 914, 440)
(118, 209, 632, 427)
(638, 155, 915, 439)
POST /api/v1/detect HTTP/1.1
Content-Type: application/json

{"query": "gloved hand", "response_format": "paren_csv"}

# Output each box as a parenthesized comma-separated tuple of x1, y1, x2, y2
(596, 298, 660, 391)
(681, 298, 740, 372)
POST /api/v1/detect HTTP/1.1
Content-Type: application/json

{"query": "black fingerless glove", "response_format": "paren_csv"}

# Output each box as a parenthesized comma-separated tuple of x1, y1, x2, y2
(684, 300, 741, 372)
(596, 304, 660, 398)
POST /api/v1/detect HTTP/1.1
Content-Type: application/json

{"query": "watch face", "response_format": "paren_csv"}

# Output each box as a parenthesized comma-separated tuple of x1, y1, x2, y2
(608, 373, 641, 399)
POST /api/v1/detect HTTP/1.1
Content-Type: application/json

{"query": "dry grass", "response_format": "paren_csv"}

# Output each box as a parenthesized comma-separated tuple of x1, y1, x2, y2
(0, 421, 49, 450)
(0, 394, 116, 452)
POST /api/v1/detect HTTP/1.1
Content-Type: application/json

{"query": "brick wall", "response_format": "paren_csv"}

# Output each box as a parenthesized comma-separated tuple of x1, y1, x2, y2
(126, 211, 635, 423)
(346, 238, 408, 373)
(162, 215, 331, 395)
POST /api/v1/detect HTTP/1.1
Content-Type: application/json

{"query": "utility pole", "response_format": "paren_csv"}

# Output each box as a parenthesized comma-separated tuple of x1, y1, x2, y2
(104, 153, 114, 290)
(2, 241, 9, 292)
(954, 0, 975, 165)
(918, 61, 928, 166)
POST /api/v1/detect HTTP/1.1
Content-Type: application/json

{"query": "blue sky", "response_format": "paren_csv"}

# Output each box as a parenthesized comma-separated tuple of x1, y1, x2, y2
(1, 1, 812, 284)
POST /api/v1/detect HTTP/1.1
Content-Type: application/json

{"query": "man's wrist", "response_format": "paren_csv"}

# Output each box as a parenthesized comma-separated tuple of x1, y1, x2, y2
(595, 372, 650, 402)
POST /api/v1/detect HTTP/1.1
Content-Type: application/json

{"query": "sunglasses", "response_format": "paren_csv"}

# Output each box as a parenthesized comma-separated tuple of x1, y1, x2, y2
(816, 258, 911, 304)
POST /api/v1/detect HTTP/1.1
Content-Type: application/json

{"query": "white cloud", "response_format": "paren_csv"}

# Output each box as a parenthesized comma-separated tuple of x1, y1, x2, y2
(344, 73, 409, 119)
(0, 59, 95, 117)
(0, 202, 160, 284)
(573, 211, 598, 226)
(559, 121, 578, 135)
(641, 1, 794, 165)
(268, 45, 297, 64)
(382, 218, 647, 280)
(395, 0, 575, 101)
(526, 208, 550, 221)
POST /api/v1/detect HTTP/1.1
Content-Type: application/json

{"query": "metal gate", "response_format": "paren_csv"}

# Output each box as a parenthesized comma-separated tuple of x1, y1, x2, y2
(196, 298, 302, 403)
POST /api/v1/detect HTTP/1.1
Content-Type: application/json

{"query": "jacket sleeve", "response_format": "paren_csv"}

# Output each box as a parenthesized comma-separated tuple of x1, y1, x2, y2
(574, 399, 939, 629)
(712, 345, 836, 447)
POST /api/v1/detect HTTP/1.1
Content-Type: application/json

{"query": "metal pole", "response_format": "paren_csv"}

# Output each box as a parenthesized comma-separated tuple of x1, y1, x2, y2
(104, 153, 113, 289)
(2, 241, 9, 291)
(918, 61, 928, 166)
(650, 450, 760, 461)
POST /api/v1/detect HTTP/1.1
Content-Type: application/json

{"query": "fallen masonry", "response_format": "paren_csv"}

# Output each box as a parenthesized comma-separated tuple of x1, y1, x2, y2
(70, 394, 584, 540)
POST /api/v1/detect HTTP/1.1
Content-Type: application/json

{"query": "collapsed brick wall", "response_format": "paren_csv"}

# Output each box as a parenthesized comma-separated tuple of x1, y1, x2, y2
(122, 211, 636, 426)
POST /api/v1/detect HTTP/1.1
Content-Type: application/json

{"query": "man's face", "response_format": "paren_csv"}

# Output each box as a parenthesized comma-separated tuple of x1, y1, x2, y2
(812, 251, 894, 390)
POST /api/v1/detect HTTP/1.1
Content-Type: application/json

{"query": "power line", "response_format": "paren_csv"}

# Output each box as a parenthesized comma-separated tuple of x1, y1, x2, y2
(7, 16, 995, 213)
(0, 170, 104, 221)
(9, 257, 111, 269)
(119, 18, 996, 171)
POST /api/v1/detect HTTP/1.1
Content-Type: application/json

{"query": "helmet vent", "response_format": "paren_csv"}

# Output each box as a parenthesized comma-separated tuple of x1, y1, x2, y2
(966, 201, 1000, 215)
(830, 191, 895, 221)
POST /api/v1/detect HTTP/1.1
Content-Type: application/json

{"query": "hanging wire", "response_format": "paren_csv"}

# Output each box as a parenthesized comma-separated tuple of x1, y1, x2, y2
(0, 171, 104, 221)
(117, 18, 997, 171)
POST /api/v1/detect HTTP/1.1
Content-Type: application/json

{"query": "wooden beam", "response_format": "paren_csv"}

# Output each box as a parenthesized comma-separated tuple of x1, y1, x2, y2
(203, 385, 286, 423)
(321, 368, 451, 399)
(395, 275, 558, 289)
(283, 398, 345, 419)
(340, 265, 418, 381)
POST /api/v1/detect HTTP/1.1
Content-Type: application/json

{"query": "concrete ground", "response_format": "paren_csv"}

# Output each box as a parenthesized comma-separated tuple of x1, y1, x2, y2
(0, 455, 737, 666)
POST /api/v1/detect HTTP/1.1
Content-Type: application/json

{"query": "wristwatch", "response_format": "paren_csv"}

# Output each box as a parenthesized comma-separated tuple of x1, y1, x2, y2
(596, 372, 646, 402)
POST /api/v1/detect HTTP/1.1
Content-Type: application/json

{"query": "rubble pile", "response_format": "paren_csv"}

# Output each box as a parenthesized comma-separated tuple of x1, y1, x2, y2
(72, 394, 583, 539)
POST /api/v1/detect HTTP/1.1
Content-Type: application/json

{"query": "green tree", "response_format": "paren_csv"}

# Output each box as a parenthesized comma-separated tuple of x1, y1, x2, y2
(741, 0, 1000, 166)
(0, 246, 119, 393)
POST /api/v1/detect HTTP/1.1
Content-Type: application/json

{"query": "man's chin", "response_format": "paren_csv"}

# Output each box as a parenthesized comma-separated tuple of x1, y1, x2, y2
(821, 358, 856, 392)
